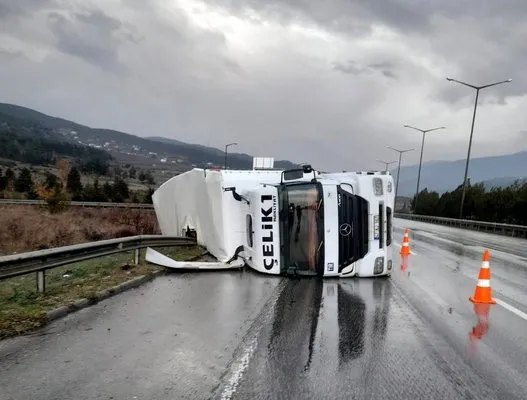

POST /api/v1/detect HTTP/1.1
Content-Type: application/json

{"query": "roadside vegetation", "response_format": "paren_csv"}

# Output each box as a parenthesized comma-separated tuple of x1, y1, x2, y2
(0, 205, 159, 255)
(0, 246, 204, 339)
(0, 203, 203, 339)
(410, 180, 527, 225)
(0, 160, 156, 205)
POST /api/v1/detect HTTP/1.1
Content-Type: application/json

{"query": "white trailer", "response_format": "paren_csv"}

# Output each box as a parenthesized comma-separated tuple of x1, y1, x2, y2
(149, 160, 395, 278)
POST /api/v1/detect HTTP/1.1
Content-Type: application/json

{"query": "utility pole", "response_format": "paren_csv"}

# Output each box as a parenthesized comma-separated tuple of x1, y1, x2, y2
(387, 146, 415, 207)
(224, 142, 238, 170)
(403, 124, 445, 212)
(376, 159, 397, 172)
(446, 76, 512, 218)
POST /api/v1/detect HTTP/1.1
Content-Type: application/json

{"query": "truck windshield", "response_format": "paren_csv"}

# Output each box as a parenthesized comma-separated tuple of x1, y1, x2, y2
(278, 182, 324, 275)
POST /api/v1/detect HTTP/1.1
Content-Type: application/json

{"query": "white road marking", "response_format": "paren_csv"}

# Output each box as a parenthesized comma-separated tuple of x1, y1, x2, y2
(396, 232, 527, 323)
(220, 338, 258, 400)
(495, 298, 527, 322)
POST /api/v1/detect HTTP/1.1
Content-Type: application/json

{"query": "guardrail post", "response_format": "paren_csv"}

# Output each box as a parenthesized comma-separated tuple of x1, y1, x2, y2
(36, 270, 45, 293)
(134, 248, 140, 265)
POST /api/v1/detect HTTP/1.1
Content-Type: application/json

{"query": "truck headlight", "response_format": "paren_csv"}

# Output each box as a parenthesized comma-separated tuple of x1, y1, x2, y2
(373, 178, 383, 195)
(387, 181, 392, 193)
(374, 257, 384, 274)
(387, 259, 392, 271)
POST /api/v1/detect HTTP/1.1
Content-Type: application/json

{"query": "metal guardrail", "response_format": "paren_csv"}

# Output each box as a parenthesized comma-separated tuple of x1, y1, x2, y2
(0, 199, 155, 209)
(394, 213, 527, 239)
(0, 235, 196, 292)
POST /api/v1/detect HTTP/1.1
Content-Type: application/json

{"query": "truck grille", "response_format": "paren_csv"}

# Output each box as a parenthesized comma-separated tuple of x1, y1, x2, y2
(337, 186, 369, 272)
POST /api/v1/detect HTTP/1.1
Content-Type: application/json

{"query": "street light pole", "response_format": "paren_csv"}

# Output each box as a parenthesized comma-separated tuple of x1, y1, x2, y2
(376, 159, 397, 172)
(224, 142, 238, 170)
(387, 146, 415, 202)
(403, 124, 445, 212)
(446, 77, 512, 218)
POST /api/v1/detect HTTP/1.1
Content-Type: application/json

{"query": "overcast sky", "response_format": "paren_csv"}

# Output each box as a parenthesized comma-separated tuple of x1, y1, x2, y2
(1, 0, 526, 171)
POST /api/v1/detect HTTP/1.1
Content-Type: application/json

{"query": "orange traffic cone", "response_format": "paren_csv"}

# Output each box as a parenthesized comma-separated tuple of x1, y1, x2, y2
(469, 250, 496, 304)
(400, 228, 411, 255)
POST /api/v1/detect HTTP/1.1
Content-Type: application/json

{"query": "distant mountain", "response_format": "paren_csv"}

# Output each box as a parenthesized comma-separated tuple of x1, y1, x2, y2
(480, 176, 527, 190)
(0, 109, 112, 174)
(0, 103, 298, 170)
(145, 136, 291, 168)
(393, 151, 527, 196)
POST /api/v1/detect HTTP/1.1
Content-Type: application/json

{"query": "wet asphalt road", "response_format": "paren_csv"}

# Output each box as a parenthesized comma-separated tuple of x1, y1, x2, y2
(2, 223, 527, 399)
(0, 271, 281, 400)
(395, 217, 527, 259)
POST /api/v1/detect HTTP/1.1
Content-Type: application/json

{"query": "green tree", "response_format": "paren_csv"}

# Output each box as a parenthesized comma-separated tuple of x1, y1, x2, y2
(79, 157, 110, 175)
(0, 169, 5, 191)
(111, 178, 129, 202)
(14, 168, 33, 193)
(45, 185, 71, 214)
(130, 191, 140, 203)
(4, 168, 15, 187)
(129, 165, 137, 179)
(424, 179, 527, 225)
(67, 166, 83, 199)
(463, 182, 485, 219)
(144, 171, 155, 185)
(44, 172, 59, 190)
(437, 187, 462, 218)
(144, 187, 155, 204)
(138, 171, 146, 182)
(413, 188, 440, 216)
(103, 181, 113, 201)
(114, 166, 123, 179)
(27, 185, 39, 200)
(82, 177, 107, 202)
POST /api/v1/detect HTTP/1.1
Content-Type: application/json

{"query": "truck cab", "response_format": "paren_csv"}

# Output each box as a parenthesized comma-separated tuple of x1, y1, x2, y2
(242, 165, 395, 278)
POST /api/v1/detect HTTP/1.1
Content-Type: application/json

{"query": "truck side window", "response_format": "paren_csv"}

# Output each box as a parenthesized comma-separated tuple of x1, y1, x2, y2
(246, 214, 254, 247)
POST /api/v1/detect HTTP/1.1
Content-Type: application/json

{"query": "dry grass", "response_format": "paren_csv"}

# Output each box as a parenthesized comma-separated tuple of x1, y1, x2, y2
(0, 245, 205, 339)
(0, 206, 160, 255)
(0, 205, 207, 339)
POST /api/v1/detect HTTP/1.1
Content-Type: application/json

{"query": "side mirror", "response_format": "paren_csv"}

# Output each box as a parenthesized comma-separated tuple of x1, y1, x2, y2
(302, 164, 313, 173)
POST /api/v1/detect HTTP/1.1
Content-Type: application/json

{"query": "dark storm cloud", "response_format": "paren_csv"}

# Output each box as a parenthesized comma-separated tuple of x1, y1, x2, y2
(0, 0, 54, 19)
(0, 48, 23, 58)
(208, 0, 527, 102)
(75, 9, 122, 33)
(332, 60, 365, 75)
(333, 60, 398, 80)
(46, 9, 136, 71)
(1, 0, 526, 171)
(206, 0, 527, 34)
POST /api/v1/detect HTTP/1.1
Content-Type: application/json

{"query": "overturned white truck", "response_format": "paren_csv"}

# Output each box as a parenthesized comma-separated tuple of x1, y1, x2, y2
(149, 158, 395, 278)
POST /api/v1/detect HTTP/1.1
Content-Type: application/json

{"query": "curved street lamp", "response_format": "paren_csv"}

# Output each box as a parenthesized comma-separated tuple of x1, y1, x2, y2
(224, 142, 238, 170)
(376, 159, 398, 172)
(446, 76, 512, 218)
(403, 124, 446, 212)
(386, 145, 415, 202)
